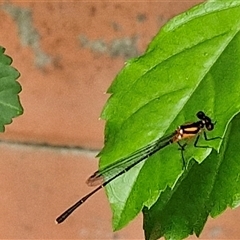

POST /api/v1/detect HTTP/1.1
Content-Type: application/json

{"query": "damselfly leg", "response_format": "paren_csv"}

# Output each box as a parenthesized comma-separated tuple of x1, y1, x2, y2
(177, 142, 187, 169)
(194, 132, 222, 148)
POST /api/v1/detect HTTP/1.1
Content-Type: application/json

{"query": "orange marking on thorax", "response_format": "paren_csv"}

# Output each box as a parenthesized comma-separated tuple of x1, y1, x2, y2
(171, 125, 202, 143)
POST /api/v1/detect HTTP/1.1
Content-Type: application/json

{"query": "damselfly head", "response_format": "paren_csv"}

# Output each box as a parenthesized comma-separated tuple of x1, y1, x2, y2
(196, 111, 215, 131)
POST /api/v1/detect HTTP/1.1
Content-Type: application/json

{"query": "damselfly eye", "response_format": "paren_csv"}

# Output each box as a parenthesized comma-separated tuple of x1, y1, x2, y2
(206, 123, 214, 131)
(197, 111, 205, 119)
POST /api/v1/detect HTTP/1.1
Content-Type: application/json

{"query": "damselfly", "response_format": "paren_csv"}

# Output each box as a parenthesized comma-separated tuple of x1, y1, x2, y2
(56, 111, 220, 224)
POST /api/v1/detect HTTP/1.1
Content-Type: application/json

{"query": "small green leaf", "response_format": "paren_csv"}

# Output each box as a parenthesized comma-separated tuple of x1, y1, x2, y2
(99, 0, 240, 233)
(0, 47, 23, 131)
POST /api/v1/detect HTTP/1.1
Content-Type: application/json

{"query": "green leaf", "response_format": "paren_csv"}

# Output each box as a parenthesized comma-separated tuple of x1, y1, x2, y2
(143, 113, 240, 240)
(0, 47, 23, 131)
(99, 0, 240, 233)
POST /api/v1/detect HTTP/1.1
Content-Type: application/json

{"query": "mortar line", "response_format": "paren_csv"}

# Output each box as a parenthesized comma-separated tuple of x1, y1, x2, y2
(0, 139, 100, 156)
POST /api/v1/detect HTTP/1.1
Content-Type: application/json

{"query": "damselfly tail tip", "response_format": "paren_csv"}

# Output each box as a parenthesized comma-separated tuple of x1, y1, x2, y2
(55, 216, 63, 224)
